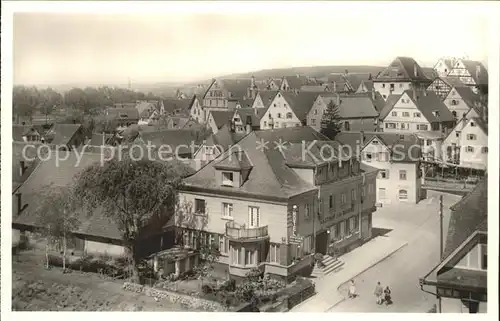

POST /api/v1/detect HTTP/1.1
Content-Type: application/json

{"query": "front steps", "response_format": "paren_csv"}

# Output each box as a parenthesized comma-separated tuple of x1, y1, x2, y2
(311, 255, 344, 278)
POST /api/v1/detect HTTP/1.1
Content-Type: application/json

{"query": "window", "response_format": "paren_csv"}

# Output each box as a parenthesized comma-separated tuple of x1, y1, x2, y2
(466, 146, 474, 153)
(379, 170, 388, 179)
(231, 247, 240, 265)
(482, 147, 488, 153)
(451, 99, 458, 106)
(274, 104, 277, 107)
(219, 235, 228, 254)
(402, 112, 410, 117)
(379, 188, 387, 199)
(470, 121, 476, 127)
(348, 217, 356, 233)
(426, 139, 432, 146)
(286, 112, 293, 119)
(195, 199, 206, 214)
(311, 119, 316, 125)
(329, 224, 338, 240)
(277, 113, 282, 119)
(351, 189, 356, 201)
(222, 203, 233, 218)
(372, 140, 379, 144)
(417, 124, 429, 130)
(390, 84, 395, 90)
(305, 204, 311, 219)
(399, 83, 404, 88)
(452, 111, 457, 118)
(344, 122, 350, 131)
(270, 244, 280, 263)
(264, 121, 267, 127)
(339, 221, 346, 237)
(365, 153, 373, 162)
(248, 206, 260, 228)
(401, 123, 407, 130)
(399, 170, 407, 180)
(399, 190, 408, 200)
(385, 123, 396, 129)
(222, 172, 234, 186)
(275, 122, 279, 127)
(383, 95, 387, 99)
(314, 109, 318, 115)
(382, 84, 386, 88)
(391, 111, 397, 117)
(414, 112, 421, 117)
(341, 193, 347, 205)
(456, 131, 461, 138)
(467, 134, 477, 140)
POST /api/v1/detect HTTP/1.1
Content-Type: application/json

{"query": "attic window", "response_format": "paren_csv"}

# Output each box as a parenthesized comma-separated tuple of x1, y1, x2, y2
(470, 121, 476, 127)
(222, 172, 234, 187)
(399, 134, 405, 140)
(372, 140, 379, 144)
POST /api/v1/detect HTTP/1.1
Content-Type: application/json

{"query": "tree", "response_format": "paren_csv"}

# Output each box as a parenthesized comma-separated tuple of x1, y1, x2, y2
(73, 158, 191, 282)
(39, 87, 63, 116)
(13, 86, 42, 122)
(33, 186, 81, 270)
(320, 100, 342, 139)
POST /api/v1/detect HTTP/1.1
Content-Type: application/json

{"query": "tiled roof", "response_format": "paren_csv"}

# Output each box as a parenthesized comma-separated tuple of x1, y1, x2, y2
(162, 98, 193, 116)
(379, 91, 454, 123)
(209, 110, 234, 129)
(375, 57, 430, 82)
(453, 86, 483, 109)
(106, 107, 140, 120)
(138, 129, 202, 155)
(344, 73, 372, 91)
(422, 67, 439, 80)
(235, 108, 264, 126)
(136, 101, 156, 117)
(214, 150, 253, 171)
(257, 91, 279, 108)
(113, 102, 137, 108)
(283, 75, 308, 90)
(300, 85, 328, 92)
(208, 125, 247, 152)
(89, 133, 113, 146)
(239, 99, 255, 108)
(335, 131, 421, 163)
(281, 91, 319, 121)
(13, 125, 29, 142)
(49, 123, 83, 146)
(361, 80, 374, 92)
(319, 94, 379, 118)
(183, 128, 333, 199)
(220, 79, 253, 100)
(461, 60, 488, 85)
(13, 152, 123, 240)
(441, 76, 467, 88)
(443, 177, 487, 260)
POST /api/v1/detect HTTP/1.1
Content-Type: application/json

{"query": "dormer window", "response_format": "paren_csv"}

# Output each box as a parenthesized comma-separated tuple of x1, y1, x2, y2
(222, 172, 234, 186)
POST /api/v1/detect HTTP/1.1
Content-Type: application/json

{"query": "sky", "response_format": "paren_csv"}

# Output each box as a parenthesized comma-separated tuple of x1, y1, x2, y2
(12, 2, 490, 86)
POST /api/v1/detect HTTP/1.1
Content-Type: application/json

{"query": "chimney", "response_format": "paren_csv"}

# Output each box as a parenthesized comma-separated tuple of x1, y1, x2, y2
(16, 192, 22, 216)
(414, 64, 418, 77)
(246, 124, 252, 134)
(359, 131, 365, 146)
(19, 161, 26, 177)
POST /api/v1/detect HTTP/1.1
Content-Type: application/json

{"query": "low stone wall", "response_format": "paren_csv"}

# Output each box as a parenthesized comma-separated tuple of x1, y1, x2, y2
(122, 282, 227, 311)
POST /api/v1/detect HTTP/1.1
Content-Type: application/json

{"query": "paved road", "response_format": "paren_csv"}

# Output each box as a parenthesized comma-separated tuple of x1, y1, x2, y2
(329, 191, 461, 313)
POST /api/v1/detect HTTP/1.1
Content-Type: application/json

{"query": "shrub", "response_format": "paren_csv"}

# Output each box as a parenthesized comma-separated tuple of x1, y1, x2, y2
(201, 284, 214, 294)
(220, 279, 236, 292)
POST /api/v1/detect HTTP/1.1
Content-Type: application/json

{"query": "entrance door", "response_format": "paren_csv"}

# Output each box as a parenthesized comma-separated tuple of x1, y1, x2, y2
(248, 206, 260, 228)
(315, 231, 328, 254)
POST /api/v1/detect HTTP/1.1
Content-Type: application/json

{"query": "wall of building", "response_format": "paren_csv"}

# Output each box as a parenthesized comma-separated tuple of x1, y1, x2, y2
(381, 93, 432, 132)
(373, 81, 412, 100)
(443, 89, 472, 118)
(84, 239, 126, 257)
(458, 121, 488, 170)
(441, 298, 487, 313)
(260, 93, 302, 129)
(190, 98, 206, 124)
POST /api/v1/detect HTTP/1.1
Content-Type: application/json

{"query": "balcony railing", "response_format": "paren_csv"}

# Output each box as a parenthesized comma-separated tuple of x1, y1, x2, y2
(225, 221, 269, 240)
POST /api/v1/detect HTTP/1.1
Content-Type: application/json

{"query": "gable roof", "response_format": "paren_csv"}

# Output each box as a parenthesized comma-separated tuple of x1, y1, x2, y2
(375, 57, 430, 82)
(460, 60, 488, 85)
(12, 152, 123, 240)
(319, 94, 379, 119)
(280, 91, 319, 121)
(359, 80, 374, 92)
(106, 107, 140, 120)
(49, 123, 83, 146)
(136, 101, 157, 118)
(209, 110, 235, 129)
(256, 91, 279, 108)
(283, 75, 309, 90)
(440, 76, 467, 88)
(182, 130, 320, 200)
(451, 86, 483, 109)
(465, 117, 488, 135)
(379, 91, 454, 123)
(206, 125, 247, 153)
(138, 129, 202, 155)
(443, 177, 487, 260)
(13, 125, 40, 142)
(162, 98, 193, 116)
(335, 131, 421, 163)
(235, 108, 265, 126)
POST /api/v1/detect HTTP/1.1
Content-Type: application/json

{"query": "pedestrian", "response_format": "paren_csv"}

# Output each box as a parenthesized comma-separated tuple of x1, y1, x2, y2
(384, 286, 392, 306)
(348, 279, 357, 299)
(374, 281, 383, 305)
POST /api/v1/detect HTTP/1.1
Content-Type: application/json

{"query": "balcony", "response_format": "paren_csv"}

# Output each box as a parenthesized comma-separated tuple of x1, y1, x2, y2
(225, 221, 269, 242)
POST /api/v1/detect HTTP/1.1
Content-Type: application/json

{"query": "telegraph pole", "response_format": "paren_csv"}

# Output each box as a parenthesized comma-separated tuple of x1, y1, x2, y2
(438, 195, 444, 313)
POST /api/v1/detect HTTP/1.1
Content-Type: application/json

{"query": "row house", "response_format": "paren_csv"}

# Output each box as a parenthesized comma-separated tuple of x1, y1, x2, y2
(189, 96, 207, 124)
(259, 91, 319, 130)
(420, 177, 487, 313)
(378, 90, 455, 134)
(176, 127, 378, 282)
(433, 58, 457, 78)
(373, 57, 433, 100)
(336, 132, 422, 204)
(426, 76, 468, 100)
(441, 115, 488, 171)
(306, 92, 384, 133)
(446, 59, 488, 96)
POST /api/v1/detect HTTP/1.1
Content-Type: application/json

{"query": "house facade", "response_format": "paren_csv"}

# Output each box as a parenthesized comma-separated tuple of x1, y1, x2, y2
(259, 92, 303, 129)
(426, 77, 466, 100)
(378, 90, 455, 134)
(190, 96, 206, 124)
(446, 59, 488, 94)
(442, 116, 488, 170)
(207, 110, 234, 134)
(337, 132, 422, 204)
(420, 177, 487, 313)
(176, 128, 378, 282)
(373, 57, 432, 100)
(442, 86, 483, 120)
(433, 58, 456, 78)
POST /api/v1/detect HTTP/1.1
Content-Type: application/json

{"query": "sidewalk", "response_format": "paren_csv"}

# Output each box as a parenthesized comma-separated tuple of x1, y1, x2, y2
(290, 235, 408, 312)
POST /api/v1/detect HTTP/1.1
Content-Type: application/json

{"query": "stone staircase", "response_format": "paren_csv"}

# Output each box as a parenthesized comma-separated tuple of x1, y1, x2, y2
(311, 255, 344, 278)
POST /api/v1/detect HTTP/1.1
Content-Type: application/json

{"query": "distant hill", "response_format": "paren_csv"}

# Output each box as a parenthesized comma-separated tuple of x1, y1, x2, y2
(219, 65, 386, 80)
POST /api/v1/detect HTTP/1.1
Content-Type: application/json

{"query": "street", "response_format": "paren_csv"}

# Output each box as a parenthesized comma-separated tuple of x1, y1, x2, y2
(328, 191, 461, 313)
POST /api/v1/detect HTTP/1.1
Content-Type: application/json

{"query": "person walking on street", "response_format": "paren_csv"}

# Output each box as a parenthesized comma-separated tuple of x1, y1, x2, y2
(384, 286, 392, 306)
(374, 282, 383, 305)
(348, 280, 357, 299)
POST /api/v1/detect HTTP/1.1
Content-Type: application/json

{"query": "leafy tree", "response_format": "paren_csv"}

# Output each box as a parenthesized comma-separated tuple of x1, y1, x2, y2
(33, 185, 81, 270)
(13, 85, 41, 122)
(320, 100, 342, 139)
(39, 87, 63, 116)
(195, 243, 221, 285)
(73, 158, 191, 283)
